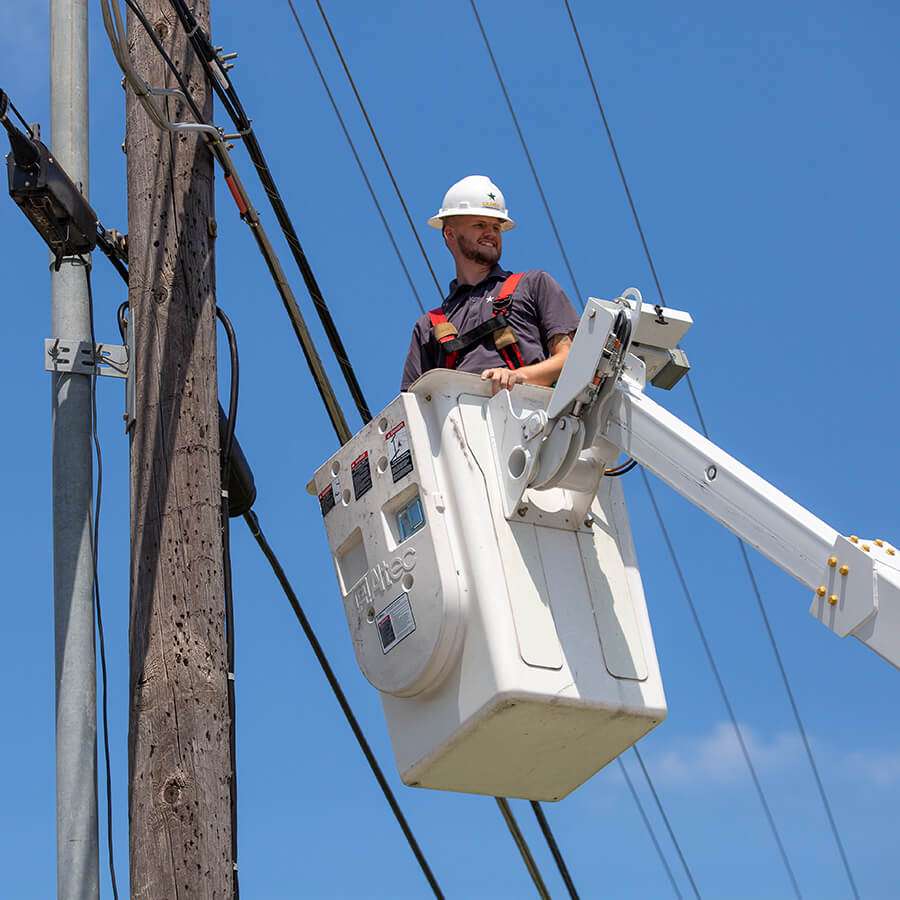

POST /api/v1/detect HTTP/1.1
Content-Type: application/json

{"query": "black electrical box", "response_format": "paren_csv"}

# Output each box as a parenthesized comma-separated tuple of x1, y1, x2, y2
(7, 138, 98, 264)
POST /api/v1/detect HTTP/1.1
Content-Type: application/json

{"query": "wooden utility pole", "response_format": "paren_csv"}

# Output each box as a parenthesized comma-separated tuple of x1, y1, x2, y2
(125, 1, 233, 896)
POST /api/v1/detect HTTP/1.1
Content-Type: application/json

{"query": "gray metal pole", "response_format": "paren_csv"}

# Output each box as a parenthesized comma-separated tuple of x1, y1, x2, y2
(50, 0, 100, 897)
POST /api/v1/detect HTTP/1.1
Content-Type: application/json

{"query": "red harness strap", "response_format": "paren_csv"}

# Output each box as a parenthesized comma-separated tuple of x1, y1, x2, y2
(426, 307, 460, 368)
(428, 272, 525, 371)
(492, 272, 525, 370)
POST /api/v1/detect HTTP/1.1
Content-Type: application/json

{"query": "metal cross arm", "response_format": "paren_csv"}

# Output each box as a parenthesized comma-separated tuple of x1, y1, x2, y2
(487, 293, 900, 669)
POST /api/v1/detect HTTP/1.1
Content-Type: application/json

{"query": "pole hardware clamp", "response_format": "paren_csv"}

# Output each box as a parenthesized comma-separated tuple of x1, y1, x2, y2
(44, 337, 128, 379)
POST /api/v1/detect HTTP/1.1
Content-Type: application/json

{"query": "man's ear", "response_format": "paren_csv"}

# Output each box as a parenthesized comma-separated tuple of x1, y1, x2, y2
(442, 222, 453, 249)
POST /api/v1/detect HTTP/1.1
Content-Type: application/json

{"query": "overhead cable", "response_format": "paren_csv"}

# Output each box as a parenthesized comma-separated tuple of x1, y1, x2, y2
(166, 0, 374, 425)
(632, 747, 701, 899)
(529, 801, 580, 899)
(617, 758, 682, 899)
(640, 469, 802, 899)
(562, 4, 857, 894)
(106, 0, 353, 441)
(287, 4, 558, 886)
(286, 0, 425, 314)
(467, 0, 583, 304)
(462, 5, 692, 884)
(312, 0, 443, 298)
(495, 798, 551, 900)
(243, 510, 444, 898)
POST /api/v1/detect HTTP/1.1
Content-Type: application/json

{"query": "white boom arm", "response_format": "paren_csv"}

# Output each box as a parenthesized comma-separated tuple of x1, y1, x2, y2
(489, 294, 900, 669)
(604, 379, 900, 669)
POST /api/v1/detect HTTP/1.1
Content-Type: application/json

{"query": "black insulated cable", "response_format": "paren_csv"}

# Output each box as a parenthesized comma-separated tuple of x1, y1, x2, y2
(529, 801, 579, 899)
(121, 0, 352, 443)
(216, 306, 241, 899)
(166, 0, 373, 425)
(242, 509, 444, 899)
(495, 798, 550, 900)
(84, 264, 121, 900)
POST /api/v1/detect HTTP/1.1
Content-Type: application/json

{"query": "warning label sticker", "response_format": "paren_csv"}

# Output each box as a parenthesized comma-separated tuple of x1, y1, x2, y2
(376, 592, 416, 654)
(351, 451, 373, 500)
(385, 420, 414, 483)
(318, 483, 335, 517)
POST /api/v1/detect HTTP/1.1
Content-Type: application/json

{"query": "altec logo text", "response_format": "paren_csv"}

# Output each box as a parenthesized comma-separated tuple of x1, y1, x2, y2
(351, 548, 417, 609)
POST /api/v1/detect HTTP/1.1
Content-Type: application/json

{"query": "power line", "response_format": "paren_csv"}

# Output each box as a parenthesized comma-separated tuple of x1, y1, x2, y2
(467, 0, 583, 305)
(632, 747, 701, 900)
(462, 4, 693, 887)
(285, 0, 425, 314)
(529, 801, 580, 899)
(312, 0, 443, 299)
(640, 469, 802, 899)
(108, 0, 354, 441)
(617, 758, 681, 899)
(165, 0, 374, 427)
(562, 4, 857, 894)
(243, 509, 444, 898)
(291, 5, 560, 889)
(495, 798, 551, 900)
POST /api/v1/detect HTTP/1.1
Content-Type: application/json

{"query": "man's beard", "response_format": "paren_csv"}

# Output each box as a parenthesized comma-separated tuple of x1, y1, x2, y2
(457, 233, 501, 265)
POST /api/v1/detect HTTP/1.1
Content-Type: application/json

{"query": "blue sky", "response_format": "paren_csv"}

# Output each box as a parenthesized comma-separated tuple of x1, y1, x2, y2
(2, 1, 898, 897)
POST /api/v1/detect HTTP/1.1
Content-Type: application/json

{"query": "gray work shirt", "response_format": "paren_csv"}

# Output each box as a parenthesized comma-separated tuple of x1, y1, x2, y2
(401, 265, 580, 391)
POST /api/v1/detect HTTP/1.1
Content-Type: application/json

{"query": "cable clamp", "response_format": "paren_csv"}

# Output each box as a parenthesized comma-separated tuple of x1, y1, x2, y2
(45, 338, 128, 379)
(221, 489, 230, 499)
(227, 672, 235, 681)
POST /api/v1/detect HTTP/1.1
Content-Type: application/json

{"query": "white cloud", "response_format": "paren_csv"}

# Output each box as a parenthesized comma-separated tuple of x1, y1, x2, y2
(641, 721, 900, 790)
(649, 721, 802, 786)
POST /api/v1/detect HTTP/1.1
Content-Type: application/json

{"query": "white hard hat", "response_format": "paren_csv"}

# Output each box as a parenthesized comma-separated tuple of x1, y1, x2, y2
(427, 175, 516, 231)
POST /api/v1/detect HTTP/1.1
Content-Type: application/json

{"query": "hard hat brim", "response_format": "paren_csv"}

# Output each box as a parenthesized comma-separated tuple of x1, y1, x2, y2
(427, 209, 516, 231)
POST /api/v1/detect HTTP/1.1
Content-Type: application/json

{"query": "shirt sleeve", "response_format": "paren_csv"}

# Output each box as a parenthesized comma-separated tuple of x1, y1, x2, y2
(400, 316, 433, 392)
(531, 270, 580, 347)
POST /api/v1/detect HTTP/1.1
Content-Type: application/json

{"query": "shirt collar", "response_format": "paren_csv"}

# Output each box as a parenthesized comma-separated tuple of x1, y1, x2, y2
(444, 265, 510, 309)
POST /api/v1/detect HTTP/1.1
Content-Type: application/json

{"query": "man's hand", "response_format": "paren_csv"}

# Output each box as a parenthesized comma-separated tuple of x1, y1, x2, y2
(481, 367, 526, 395)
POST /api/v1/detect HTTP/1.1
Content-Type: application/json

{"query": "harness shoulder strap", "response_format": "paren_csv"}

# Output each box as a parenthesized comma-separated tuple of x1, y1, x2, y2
(427, 308, 460, 368)
(496, 271, 525, 303)
(492, 273, 526, 369)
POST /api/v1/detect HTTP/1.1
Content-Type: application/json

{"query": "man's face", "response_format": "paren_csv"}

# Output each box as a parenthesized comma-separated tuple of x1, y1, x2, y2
(444, 215, 503, 266)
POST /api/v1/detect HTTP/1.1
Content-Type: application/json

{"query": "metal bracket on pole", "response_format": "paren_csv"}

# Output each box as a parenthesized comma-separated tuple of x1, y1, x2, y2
(44, 337, 128, 379)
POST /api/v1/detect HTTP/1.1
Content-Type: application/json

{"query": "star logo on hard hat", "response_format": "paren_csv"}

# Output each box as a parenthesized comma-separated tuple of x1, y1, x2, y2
(488, 193, 496, 200)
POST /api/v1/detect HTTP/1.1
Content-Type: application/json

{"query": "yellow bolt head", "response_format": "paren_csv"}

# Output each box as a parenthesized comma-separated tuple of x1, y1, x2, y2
(839, 565, 849, 576)
(875, 539, 884, 547)
(816, 585, 827, 598)
(828, 594, 839, 606)
(889, 548, 897, 557)
(827, 556, 838, 568)
(863, 544, 871, 552)
(850, 535, 859, 543)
